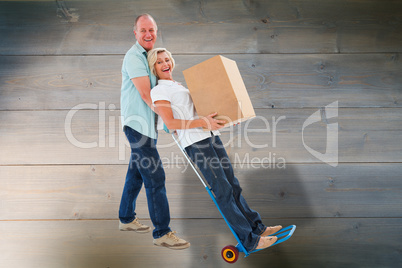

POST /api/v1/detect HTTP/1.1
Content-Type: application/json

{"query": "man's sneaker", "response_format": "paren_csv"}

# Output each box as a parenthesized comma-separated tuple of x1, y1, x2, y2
(119, 218, 151, 233)
(153, 231, 190, 250)
(261, 225, 282, 236)
(256, 236, 277, 250)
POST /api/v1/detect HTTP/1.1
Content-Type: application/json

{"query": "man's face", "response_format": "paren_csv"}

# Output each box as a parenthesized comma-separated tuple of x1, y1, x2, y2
(134, 16, 157, 52)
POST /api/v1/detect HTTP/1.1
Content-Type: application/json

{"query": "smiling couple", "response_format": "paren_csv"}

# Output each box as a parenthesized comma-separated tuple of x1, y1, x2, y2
(118, 14, 281, 252)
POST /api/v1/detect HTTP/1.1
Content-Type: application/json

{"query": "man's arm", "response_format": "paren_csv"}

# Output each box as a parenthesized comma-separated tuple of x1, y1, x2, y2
(131, 76, 157, 112)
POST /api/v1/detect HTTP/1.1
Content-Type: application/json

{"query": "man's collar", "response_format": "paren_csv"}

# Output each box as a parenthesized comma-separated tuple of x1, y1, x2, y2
(135, 41, 147, 55)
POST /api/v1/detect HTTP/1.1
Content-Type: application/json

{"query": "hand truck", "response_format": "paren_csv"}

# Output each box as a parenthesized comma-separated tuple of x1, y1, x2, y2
(170, 131, 296, 263)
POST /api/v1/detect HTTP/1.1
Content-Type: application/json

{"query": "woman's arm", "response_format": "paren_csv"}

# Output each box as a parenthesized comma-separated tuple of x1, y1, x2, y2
(154, 100, 225, 130)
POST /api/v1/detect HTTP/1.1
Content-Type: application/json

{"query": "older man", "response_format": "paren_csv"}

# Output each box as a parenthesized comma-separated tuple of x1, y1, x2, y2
(119, 14, 190, 250)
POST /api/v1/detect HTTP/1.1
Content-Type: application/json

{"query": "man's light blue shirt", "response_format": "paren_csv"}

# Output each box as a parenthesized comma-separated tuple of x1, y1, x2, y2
(121, 41, 157, 139)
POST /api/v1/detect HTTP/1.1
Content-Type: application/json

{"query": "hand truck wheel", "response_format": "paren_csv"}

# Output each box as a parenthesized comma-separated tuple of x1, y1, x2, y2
(221, 245, 239, 264)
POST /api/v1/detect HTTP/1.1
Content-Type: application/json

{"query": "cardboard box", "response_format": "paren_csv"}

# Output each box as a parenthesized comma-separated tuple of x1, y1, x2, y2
(183, 55, 255, 128)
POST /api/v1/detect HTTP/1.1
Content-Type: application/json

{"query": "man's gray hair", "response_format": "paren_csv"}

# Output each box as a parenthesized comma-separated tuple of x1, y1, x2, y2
(133, 13, 158, 32)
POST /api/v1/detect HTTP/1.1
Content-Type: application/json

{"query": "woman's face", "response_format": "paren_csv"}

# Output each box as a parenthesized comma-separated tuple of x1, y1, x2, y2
(155, 52, 173, 80)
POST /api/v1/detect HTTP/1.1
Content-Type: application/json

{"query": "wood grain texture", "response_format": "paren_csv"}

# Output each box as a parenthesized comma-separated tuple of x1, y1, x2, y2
(1, 163, 401, 220)
(0, 53, 401, 111)
(1, 0, 401, 55)
(1, 218, 401, 268)
(1, 108, 401, 165)
(1, 1, 401, 267)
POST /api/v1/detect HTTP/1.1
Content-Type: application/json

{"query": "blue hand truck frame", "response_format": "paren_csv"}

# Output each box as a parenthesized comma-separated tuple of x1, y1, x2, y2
(169, 130, 296, 263)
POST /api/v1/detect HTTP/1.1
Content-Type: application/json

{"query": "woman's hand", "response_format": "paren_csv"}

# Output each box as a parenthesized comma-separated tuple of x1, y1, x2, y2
(202, 112, 226, 130)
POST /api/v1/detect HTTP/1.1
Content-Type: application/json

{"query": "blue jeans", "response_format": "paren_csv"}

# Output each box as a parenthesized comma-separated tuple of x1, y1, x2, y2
(119, 126, 171, 239)
(185, 135, 266, 252)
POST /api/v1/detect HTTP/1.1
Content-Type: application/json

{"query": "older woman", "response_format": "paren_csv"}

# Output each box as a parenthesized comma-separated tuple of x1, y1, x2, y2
(148, 48, 281, 252)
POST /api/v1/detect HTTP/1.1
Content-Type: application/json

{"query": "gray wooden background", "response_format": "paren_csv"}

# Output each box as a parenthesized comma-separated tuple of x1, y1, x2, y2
(1, 0, 401, 267)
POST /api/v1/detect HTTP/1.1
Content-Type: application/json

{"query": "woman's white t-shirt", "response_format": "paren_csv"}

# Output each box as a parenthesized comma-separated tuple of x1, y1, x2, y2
(151, 79, 220, 148)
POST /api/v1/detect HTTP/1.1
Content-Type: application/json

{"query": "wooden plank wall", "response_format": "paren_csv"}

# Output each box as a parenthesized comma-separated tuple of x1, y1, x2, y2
(1, 0, 401, 267)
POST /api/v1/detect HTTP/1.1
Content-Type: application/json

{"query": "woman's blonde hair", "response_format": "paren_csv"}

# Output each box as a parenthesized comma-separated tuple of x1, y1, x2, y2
(147, 48, 175, 77)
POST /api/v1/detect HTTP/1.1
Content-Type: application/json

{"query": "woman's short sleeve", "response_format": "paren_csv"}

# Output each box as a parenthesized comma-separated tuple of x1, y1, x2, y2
(151, 85, 171, 104)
